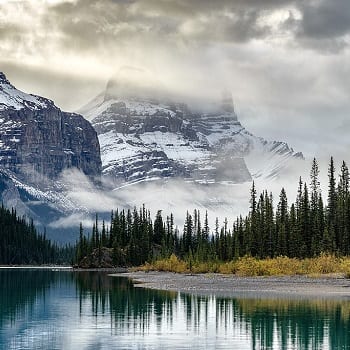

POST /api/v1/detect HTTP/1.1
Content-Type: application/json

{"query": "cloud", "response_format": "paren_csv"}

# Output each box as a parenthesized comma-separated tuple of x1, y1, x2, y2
(274, 0, 350, 53)
(46, 0, 295, 50)
(49, 213, 94, 229)
(1, 0, 349, 70)
(56, 167, 253, 230)
(0, 0, 349, 166)
(298, 0, 350, 41)
(43, 0, 350, 52)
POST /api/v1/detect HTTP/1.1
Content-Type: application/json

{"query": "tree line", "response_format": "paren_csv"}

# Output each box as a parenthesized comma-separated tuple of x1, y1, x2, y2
(0, 204, 73, 265)
(76, 157, 350, 266)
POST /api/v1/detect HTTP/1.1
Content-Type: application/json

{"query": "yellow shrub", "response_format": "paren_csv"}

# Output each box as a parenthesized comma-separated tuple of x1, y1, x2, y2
(258, 256, 302, 276)
(234, 256, 264, 276)
(217, 261, 236, 274)
(340, 257, 350, 278)
(305, 253, 340, 274)
(139, 254, 189, 273)
(139, 254, 350, 277)
(192, 262, 217, 273)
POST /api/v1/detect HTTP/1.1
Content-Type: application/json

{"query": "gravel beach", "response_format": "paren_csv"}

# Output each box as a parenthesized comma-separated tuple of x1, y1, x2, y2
(111, 271, 350, 299)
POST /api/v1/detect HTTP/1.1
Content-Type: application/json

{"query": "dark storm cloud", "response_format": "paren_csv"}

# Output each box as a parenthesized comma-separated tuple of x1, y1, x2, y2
(281, 0, 350, 52)
(46, 0, 290, 51)
(131, 0, 296, 16)
(0, 0, 349, 58)
(0, 23, 22, 39)
(299, 0, 350, 39)
(44, 0, 350, 54)
(0, 0, 349, 161)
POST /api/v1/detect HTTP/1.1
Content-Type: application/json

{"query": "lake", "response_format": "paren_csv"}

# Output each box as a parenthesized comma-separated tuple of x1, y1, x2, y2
(0, 269, 349, 349)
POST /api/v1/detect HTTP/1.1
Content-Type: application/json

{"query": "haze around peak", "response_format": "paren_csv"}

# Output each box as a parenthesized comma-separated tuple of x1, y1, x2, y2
(0, 0, 349, 161)
(105, 66, 166, 100)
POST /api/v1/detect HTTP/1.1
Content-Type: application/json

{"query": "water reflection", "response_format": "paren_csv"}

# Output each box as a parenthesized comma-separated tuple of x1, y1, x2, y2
(1, 269, 350, 349)
(76, 272, 177, 333)
(0, 269, 56, 328)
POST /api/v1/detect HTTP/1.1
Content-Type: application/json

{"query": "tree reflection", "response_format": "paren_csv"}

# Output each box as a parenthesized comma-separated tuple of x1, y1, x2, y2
(74, 272, 350, 349)
(0, 269, 57, 328)
(2, 269, 350, 350)
(75, 271, 177, 333)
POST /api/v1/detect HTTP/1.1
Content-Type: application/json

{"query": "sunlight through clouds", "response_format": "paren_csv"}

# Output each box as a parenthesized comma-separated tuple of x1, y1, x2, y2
(0, 0, 349, 161)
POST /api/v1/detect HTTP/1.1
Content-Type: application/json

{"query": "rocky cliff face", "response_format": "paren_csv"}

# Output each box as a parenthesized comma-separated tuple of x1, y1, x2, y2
(0, 72, 101, 182)
(0, 72, 102, 241)
(0, 70, 305, 243)
(79, 72, 303, 187)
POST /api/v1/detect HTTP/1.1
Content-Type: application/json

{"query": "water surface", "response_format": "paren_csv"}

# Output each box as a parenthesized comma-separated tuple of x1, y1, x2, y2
(0, 269, 349, 349)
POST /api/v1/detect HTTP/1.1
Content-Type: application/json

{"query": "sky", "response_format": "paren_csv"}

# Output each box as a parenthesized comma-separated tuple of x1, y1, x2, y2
(0, 0, 350, 162)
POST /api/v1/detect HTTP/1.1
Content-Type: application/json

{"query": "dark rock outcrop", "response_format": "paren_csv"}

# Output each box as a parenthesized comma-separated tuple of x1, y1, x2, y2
(0, 72, 103, 242)
(0, 72, 101, 182)
(78, 247, 116, 268)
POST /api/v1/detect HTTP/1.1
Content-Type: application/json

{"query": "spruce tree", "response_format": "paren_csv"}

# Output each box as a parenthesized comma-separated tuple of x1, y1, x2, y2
(327, 157, 337, 252)
(310, 158, 322, 255)
(301, 183, 310, 256)
(337, 161, 349, 254)
(276, 188, 288, 256)
(153, 210, 165, 246)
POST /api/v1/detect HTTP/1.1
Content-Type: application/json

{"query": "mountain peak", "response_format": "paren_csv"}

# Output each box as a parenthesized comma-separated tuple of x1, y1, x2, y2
(104, 66, 166, 101)
(0, 72, 49, 111)
(221, 90, 235, 113)
(0, 72, 9, 84)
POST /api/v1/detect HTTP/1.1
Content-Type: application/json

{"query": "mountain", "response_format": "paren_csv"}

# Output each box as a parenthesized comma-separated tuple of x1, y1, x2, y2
(0, 72, 101, 180)
(0, 72, 101, 241)
(0, 70, 304, 243)
(79, 69, 303, 188)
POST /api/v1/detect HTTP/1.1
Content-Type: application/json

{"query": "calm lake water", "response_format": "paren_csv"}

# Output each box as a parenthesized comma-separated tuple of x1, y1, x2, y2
(0, 269, 350, 350)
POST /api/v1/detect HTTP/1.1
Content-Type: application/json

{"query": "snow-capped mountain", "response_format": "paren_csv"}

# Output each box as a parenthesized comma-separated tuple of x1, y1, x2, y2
(0, 72, 101, 180)
(0, 70, 304, 242)
(79, 70, 303, 188)
(0, 72, 101, 241)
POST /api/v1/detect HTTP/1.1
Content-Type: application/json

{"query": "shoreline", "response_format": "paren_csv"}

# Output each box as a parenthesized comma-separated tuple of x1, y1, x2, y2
(111, 271, 350, 299)
(0, 265, 73, 269)
(0, 266, 128, 273)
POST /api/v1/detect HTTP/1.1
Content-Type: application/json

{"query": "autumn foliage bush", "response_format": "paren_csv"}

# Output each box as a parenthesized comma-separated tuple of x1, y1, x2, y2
(140, 253, 350, 277)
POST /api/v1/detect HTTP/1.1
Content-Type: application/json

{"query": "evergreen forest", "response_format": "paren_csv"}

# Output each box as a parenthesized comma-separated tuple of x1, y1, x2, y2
(0, 205, 73, 265)
(76, 157, 350, 267)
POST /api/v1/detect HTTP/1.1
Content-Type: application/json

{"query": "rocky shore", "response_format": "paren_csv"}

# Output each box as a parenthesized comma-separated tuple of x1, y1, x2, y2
(111, 271, 350, 299)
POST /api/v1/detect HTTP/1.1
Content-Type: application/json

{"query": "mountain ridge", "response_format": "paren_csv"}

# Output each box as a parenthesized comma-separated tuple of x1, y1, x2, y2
(0, 72, 101, 181)
(0, 72, 102, 241)
(79, 72, 303, 187)
(0, 71, 304, 242)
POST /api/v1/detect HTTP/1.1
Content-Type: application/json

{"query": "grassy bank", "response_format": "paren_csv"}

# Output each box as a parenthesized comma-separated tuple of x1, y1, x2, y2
(139, 254, 350, 277)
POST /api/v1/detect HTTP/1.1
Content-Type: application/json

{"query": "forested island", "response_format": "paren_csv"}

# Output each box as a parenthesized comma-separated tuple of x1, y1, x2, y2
(75, 157, 350, 275)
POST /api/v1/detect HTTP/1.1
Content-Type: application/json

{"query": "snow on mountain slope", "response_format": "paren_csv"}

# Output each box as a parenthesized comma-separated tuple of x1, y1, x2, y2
(79, 74, 303, 187)
(0, 69, 304, 242)
(0, 72, 49, 111)
(0, 72, 102, 241)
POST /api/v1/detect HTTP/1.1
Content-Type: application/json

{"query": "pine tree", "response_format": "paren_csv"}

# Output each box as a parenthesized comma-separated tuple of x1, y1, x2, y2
(183, 211, 194, 254)
(153, 210, 165, 246)
(101, 220, 107, 247)
(327, 157, 337, 252)
(301, 183, 310, 256)
(337, 161, 350, 254)
(76, 222, 84, 262)
(276, 188, 288, 256)
(249, 181, 258, 256)
(288, 204, 298, 257)
(310, 158, 322, 255)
